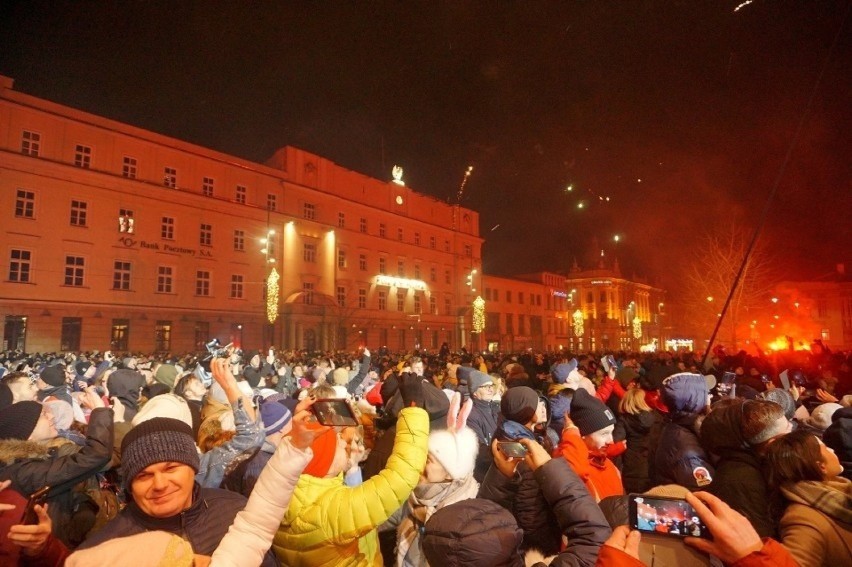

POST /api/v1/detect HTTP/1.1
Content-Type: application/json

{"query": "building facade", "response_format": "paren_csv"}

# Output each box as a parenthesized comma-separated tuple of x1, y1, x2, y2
(0, 75, 483, 354)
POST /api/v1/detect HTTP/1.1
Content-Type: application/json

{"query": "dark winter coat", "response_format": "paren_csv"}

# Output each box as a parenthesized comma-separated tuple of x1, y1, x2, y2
(466, 397, 500, 482)
(614, 409, 662, 494)
(77, 482, 278, 565)
(0, 407, 114, 548)
(823, 406, 852, 482)
(652, 414, 714, 490)
(700, 401, 778, 538)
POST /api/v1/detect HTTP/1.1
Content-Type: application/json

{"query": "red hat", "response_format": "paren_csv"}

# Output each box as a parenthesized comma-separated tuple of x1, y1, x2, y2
(303, 428, 338, 477)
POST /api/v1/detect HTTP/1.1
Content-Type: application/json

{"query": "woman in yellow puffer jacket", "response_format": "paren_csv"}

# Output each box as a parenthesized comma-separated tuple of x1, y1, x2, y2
(273, 405, 429, 566)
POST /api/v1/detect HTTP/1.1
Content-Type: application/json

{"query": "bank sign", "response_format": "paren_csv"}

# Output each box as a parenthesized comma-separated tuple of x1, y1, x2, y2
(117, 237, 212, 258)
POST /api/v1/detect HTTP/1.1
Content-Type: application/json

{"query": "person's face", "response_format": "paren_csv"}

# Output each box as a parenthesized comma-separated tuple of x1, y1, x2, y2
(250, 354, 261, 368)
(583, 424, 615, 452)
(28, 405, 57, 441)
(131, 462, 195, 518)
(325, 434, 350, 477)
(9, 377, 38, 402)
(422, 453, 451, 483)
(818, 439, 844, 479)
(186, 377, 207, 399)
(473, 383, 495, 401)
(293, 365, 304, 377)
(411, 361, 424, 376)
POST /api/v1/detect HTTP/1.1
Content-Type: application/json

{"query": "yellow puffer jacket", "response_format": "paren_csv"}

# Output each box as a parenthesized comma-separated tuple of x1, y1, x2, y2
(272, 407, 429, 567)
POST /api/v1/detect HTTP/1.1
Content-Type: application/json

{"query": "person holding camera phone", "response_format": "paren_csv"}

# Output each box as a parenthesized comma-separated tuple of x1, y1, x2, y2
(0, 479, 69, 565)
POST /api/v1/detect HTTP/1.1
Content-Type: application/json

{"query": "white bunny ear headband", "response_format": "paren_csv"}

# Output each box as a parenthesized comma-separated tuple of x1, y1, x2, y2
(447, 391, 473, 433)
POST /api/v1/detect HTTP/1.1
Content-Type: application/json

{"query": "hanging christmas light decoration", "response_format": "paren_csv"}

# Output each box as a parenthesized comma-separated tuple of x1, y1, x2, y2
(632, 316, 642, 339)
(573, 310, 584, 337)
(266, 268, 280, 324)
(472, 296, 485, 333)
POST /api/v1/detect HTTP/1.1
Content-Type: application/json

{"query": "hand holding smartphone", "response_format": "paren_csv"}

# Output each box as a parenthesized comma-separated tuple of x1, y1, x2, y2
(20, 486, 50, 525)
(311, 399, 359, 427)
(628, 494, 709, 539)
(497, 441, 528, 459)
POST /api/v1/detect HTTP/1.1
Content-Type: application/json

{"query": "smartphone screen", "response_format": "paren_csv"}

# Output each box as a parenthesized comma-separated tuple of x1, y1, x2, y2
(312, 399, 359, 427)
(629, 494, 709, 539)
(498, 441, 528, 459)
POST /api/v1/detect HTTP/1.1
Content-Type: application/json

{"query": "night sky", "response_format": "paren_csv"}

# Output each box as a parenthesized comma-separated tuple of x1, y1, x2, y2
(1, 1, 849, 295)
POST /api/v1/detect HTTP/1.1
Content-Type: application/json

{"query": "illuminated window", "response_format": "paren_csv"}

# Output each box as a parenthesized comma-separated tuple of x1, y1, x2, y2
(302, 282, 314, 305)
(338, 249, 347, 269)
(359, 254, 367, 271)
(157, 266, 173, 293)
(379, 257, 386, 275)
(9, 249, 31, 283)
(154, 321, 172, 352)
(21, 130, 40, 156)
(111, 319, 129, 350)
(15, 190, 35, 219)
(70, 200, 88, 227)
(303, 202, 316, 220)
(202, 177, 214, 197)
(304, 243, 317, 263)
(359, 288, 367, 309)
(235, 185, 246, 204)
(199, 224, 212, 247)
(414, 295, 421, 313)
(122, 156, 137, 179)
(74, 145, 92, 168)
(230, 275, 244, 299)
(161, 217, 175, 240)
(267, 193, 277, 211)
(233, 230, 245, 251)
(61, 318, 82, 351)
(119, 209, 134, 233)
(64, 256, 85, 287)
(196, 270, 211, 296)
(113, 261, 131, 291)
(164, 167, 177, 188)
(397, 290, 405, 311)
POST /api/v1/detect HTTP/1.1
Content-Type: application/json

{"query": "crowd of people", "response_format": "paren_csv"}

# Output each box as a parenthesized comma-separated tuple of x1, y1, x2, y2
(0, 342, 849, 566)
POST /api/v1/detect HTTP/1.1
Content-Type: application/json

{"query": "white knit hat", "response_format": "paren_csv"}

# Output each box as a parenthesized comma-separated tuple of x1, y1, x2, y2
(808, 402, 842, 430)
(427, 427, 479, 480)
(132, 394, 193, 429)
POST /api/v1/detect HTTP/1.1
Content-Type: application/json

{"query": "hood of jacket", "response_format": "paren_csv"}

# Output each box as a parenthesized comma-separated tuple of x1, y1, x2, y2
(700, 399, 749, 457)
(0, 438, 52, 465)
(109, 369, 145, 410)
(661, 373, 707, 417)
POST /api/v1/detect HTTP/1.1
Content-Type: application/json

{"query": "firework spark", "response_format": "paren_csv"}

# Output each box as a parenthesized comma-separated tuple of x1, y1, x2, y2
(734, 0, 755, 12)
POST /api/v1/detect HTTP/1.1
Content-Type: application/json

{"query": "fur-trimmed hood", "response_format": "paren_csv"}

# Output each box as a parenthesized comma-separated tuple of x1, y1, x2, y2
(0, 438, 52, 465)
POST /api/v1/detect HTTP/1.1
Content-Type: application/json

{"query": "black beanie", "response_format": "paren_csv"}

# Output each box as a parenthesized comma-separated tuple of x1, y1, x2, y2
(121, 417, 200, 489)
(0, 401, 42, 440)
(243, 366, 261, 388)
(40, 365, 66, 387)
(570, 388, 616, 436)
(500, 386, 539, 425)
(0, 383, 13, 410)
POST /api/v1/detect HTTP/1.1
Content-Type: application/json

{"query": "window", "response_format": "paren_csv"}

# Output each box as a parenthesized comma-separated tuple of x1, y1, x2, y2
(200, 223, 212, 247)
(430, 296, 437, 315)
(119, 208, 134, 233)
(506, 314, 514, 334)
(70, 200, 87, 227)
(445, 297, 452, 316)
(111, 319, 129, 350)
(519, 292, 525, 305)
(586, 292, 593, 303)
(426, 266, 434, 282)
(378, 290, 387, 310)
(164, 167, 177, 188)
(358, 288, 367, 309)
(196, 270, 211, 296)
(359, 254, 367, 271)
(444, 240, 450, 252)
(304, 243, 317, 263)
(379, 257, 386, 275)
(397, 227, 403, 241)
(235, 185, 247, 204)
(397, 260, 405, 277)
(379, 223, 386, 238)
(397, 290, 406, 311)
(302, 282, 314, 305)
(430, 236, 436, 249)
(194, 321, 210, 350)
(161, 217, 175, 239)
(337, 249, 347, 269)
(414, 264, 421, 280)
(122, 156, 137, 179)
(445, 269, 451, 285)
(230, 275, 244, 299)
(414, 295, 421, 313)
(506, 291, 512, 303)
(202, 177, 214, 197)
(113, 261, 131, 290)
(61, 318, 82, 351)
(15, 190, 35, 219)
(157, 266, 173, 293)
(9, 249, 31, 283)
(303, 202, 316, 220)
(338, 212, 345, 228)
(64, 256, 85, 287)
(74, 145, 92, 168)
(599, 291, 606, 302)
(233, 230, 245, 251)
(359, 218, 367, 233)
(267, 193, 277, 211)
(21, 130, 40, 156)
(519, 315, 526, 335)
(154, 321, 172, 352)
(337, 286, 346, 306)
(414, 232, 421, 246)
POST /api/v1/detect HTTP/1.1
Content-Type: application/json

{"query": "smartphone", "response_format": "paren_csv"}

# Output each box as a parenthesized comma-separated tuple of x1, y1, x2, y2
(760, 374, 771, 384)
(497, 441, 528, 459)
(20, 486, 50, 525)
(311, 399, 359, 427)
(628, 494, 709, 539)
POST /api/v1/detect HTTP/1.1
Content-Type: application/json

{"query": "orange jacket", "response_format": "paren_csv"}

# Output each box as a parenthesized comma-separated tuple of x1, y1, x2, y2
(556, 425, 624, 502)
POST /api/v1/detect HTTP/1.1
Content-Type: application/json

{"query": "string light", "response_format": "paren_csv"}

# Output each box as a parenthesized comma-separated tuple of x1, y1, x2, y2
(632, 316, 642, 339)
(457, 165, 474, 203)
(472, 296, 485, 333)
(266, 268, 280, 324)
(573, 310, 584, 337)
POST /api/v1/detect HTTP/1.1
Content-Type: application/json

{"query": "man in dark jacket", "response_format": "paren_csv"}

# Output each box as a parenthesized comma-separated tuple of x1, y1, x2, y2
(422, 437, 611, 566)
(822, 405, 852, 481)
(0, 400, 114, 548)
(651, 373, 715, 490)
(459, 366, 500, 482)
(76, 417, 278, 565)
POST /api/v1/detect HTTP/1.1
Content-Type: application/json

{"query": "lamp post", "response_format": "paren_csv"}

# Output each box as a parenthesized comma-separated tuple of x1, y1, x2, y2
(260, 228, 278, 348)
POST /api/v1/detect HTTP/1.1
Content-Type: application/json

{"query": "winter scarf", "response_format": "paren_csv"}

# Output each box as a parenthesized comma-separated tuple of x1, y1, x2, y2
(781, 477, 852, 524)
(396, 475, 480, 567)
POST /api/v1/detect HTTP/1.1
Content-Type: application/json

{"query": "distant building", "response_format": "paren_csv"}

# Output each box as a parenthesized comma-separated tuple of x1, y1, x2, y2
(0, 75, 482, 353)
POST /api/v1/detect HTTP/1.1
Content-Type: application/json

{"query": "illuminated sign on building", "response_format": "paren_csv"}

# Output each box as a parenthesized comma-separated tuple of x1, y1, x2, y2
(590, 280, 612, 285)
(374, 275, 427, 291)
(551, 290, 567, 298)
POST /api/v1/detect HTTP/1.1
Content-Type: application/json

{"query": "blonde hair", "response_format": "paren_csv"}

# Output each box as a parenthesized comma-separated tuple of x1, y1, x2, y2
(619, 387, 651, 415)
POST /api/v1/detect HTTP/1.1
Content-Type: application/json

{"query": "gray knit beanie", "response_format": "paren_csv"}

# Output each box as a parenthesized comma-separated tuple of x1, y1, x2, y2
(121, 417, 199, 489)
